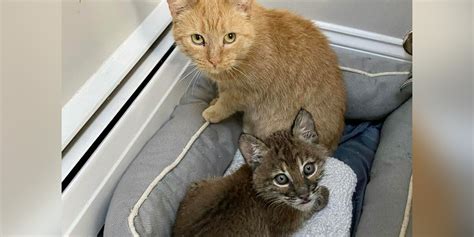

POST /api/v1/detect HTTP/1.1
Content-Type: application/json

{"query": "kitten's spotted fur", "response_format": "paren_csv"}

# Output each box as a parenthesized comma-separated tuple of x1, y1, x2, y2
(173, 110, 329, 237)
(168, 0, 346, 152)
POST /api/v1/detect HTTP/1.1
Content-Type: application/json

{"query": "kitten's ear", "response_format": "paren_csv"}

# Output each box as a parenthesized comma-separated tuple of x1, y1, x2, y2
(292, 109, 319, 144)
(167, 0, 196, 18)
(239, 134, 268, 169)
(229, 0, 254, 14)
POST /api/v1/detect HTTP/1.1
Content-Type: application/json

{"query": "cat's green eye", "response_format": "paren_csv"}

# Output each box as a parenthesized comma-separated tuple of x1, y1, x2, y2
(303, 163, 316, 176)
(274, 174, 289, 185)
(191, 34, 205, 45)
(224, 33, 236, 44)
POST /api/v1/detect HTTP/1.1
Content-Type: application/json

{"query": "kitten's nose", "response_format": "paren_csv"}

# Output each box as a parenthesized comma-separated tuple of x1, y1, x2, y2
(297, 188, 310, 200)
(299, 193, 309, 200)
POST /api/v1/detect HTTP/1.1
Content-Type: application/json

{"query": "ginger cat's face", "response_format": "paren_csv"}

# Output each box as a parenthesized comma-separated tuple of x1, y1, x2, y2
(168, 0, 256, 75)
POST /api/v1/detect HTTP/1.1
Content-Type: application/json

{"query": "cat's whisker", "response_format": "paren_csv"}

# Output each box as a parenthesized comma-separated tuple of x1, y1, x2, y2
(234, 66, 261, 84)
(226, 67, 237, 80)
(232, 60, 260, 74)
(191, 71, 201, 94)
(229, 66, 253, 82)
(179, 65, 199, 82)
(272, 200, 289, 210)
(191, 71, 202, 96)
(184, 70, 200, 96)
(267, 198, 281, 209)
(230, 66, 247, 79)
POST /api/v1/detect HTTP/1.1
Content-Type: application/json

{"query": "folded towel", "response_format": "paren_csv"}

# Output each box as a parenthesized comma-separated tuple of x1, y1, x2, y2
(225, 151, 357, 237)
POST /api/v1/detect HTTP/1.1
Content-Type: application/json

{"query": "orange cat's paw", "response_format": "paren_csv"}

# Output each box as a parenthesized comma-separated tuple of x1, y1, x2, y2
(202, 105, 225, 123)
(209, 98, 218, 106)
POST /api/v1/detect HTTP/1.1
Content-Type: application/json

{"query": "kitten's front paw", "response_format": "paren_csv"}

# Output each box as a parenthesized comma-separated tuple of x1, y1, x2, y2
(202, 105, 226, 123)
(308, 186, 329, 215)
(316, 186, 330, 209)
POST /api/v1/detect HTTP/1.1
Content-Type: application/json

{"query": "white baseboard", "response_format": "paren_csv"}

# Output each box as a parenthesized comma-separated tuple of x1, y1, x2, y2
(315, 20, 412, 62)
(61, 0, 172, 150)
(62, 49, 191, 236)
(61, 32, 175, 182)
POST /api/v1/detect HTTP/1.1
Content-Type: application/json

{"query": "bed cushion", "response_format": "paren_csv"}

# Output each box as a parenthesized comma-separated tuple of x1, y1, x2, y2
(355, 98, 412, 237)
(335, 47, 412, 120)
(104, 78, 242, 236)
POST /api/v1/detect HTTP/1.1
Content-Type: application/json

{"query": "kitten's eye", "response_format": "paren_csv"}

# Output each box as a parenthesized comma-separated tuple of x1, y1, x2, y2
(191, 34, 205, 45)
(224, 33, 236, 44)
(274, 174, 289, 185)
(303, 163, 316, 176)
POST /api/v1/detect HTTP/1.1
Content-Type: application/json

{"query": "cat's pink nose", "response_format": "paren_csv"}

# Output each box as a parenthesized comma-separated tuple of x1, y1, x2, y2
(209, 58, 221, 67)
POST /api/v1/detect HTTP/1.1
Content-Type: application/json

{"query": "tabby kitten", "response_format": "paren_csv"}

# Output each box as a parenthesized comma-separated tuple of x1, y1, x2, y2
(173, 109, 329, 237)
(168, 0, 346, 152)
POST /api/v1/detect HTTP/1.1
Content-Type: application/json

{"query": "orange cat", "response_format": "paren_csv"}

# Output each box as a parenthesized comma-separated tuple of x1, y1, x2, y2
(168, 0, 346, 152)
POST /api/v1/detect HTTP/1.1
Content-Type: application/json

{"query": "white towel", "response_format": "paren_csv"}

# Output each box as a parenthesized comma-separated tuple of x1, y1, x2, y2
(225, 151, 357, 237)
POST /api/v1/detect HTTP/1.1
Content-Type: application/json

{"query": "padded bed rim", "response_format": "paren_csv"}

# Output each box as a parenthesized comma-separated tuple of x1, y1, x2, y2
(399, 175, 413, 237)
(127, 121, 211, 237)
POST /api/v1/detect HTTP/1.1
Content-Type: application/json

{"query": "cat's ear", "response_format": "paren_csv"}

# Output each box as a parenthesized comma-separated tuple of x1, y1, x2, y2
(167, 0, 196, 18)
(228, 0, 254, 14)
(292, 109, 319, 144)
(239, 134, 268, 169)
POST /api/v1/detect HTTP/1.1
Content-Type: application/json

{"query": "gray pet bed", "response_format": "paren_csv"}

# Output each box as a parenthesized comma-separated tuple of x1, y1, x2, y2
(104, 47, 412, 237)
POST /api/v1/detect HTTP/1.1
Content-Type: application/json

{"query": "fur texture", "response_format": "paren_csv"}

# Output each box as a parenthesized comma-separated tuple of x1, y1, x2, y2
(173, 110, 329, 237)
(169, 0, 346, 152)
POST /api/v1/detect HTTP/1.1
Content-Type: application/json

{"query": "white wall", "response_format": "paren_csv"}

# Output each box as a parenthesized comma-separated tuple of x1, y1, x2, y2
(260, 0, 412, 39)
(62, 0, 412, 105)
(62, 0, 162, 105)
